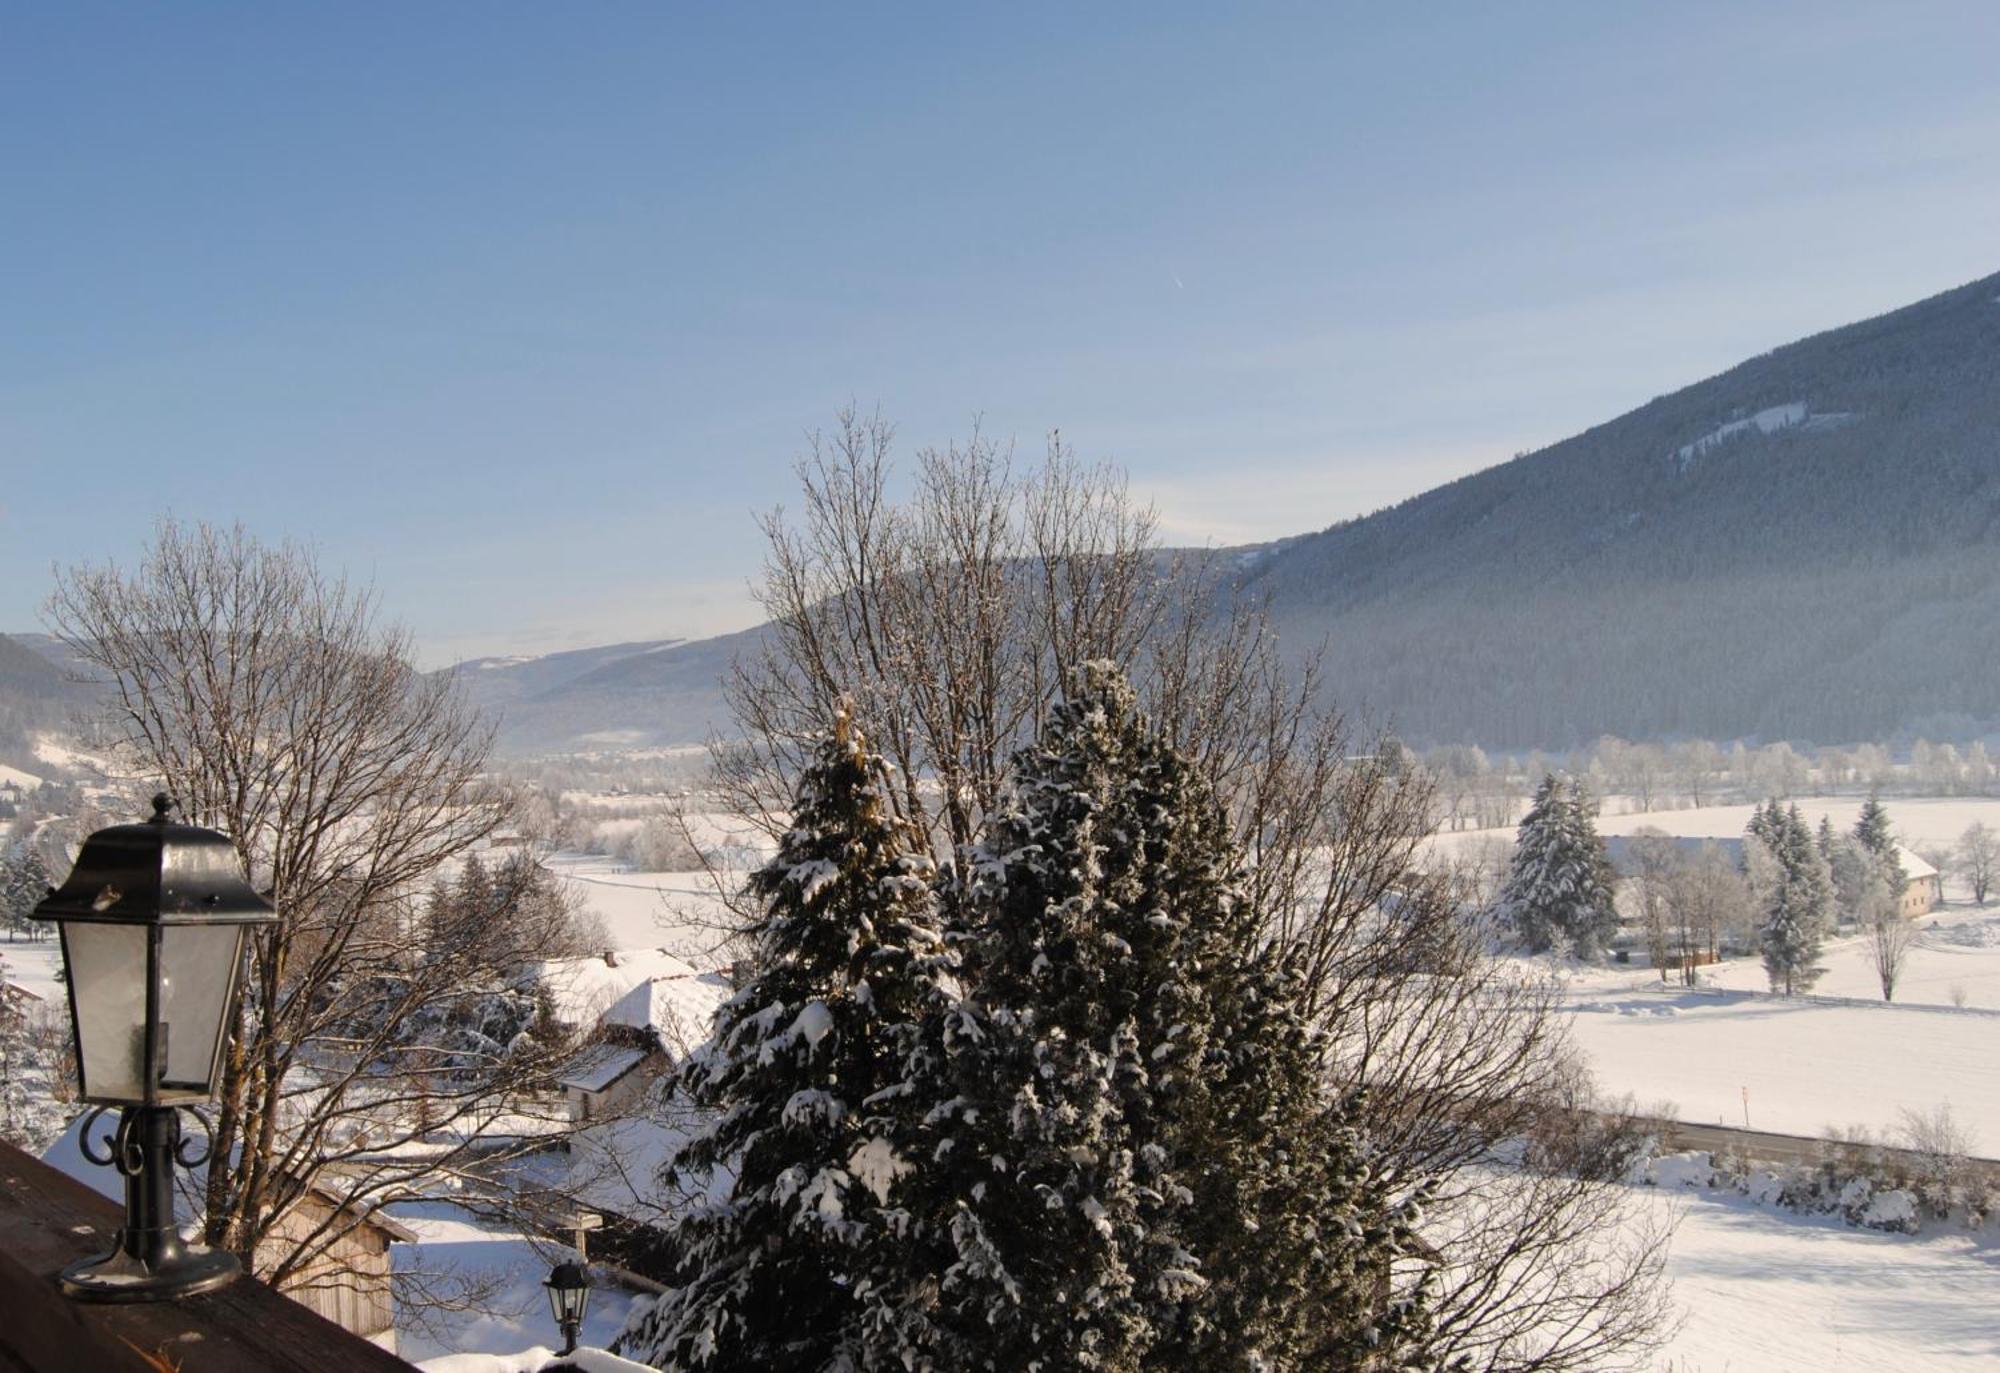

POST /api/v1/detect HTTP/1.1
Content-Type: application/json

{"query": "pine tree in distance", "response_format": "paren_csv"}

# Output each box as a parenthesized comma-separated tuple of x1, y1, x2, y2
(1749, 803, 1832, 995)
(615, 707, 958, 1371)
(1499, 774, 1618, 959)
(1854, 793, 1908, 900)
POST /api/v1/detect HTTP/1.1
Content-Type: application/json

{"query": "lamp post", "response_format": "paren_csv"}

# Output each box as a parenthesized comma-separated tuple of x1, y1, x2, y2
(33, 793, 277, 1302)
(544, 1259, 591, 1356)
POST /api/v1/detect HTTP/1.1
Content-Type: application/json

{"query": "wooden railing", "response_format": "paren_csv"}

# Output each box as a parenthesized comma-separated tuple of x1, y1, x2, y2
(0, 1141, 416, 1372)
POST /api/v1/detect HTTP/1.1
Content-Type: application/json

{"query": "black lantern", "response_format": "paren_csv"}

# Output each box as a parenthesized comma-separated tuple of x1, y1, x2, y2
(545, 1259, 592, 1355)
(33, 793, 276, 1301)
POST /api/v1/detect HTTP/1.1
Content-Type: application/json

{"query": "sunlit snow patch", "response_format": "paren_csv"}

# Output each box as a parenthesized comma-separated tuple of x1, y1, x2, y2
(1671, 401, 1858, 473)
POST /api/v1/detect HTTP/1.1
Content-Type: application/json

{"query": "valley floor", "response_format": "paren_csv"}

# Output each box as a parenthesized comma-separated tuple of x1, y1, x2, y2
(1561, 906, 2000, 1149)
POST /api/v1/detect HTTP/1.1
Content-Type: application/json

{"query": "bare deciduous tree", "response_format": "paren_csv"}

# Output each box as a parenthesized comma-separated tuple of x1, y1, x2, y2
(46, 522, 590, 1296)
(1866, 879, 1914, 1002)
(1956, 822, 1997, 905)
(1625, 829, 1679, 981)
(1662, 841, 1751, 984)
(709, 413, 1674, 1371)
(1895, 1102, 1978, 1220)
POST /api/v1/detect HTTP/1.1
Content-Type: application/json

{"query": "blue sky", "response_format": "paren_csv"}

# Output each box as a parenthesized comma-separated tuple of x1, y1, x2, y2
(6, 3, 1999, 663)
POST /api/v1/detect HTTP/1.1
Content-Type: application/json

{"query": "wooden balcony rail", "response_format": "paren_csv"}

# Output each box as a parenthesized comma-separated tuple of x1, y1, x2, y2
(0, 1141, 415, 1372)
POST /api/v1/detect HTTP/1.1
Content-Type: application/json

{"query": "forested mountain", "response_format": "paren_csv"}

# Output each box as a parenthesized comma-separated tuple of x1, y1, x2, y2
(445, 638, 681, 711)
(444, 629, 763, 753)
(1239, 270, 2000, 748)
(0, 633, 88, 753)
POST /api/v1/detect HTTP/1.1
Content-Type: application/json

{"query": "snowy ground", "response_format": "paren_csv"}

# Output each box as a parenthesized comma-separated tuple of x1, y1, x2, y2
(389, 1201, 642, 1364)
(1697, 905, 2000, 1008)
(1589, 796, 2000, 853)
(395, 1178, 2000, 1373)
(1554, 895, 2000, 1148)
(544, 853, 748, 968)
(0, 935, 65, 1005)
(1655, 1180, 2000, 1371)
(1561, 977, 2000, 1149)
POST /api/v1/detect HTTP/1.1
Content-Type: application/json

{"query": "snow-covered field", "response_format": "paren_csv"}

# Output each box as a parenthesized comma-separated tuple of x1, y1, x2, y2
(543, 857, 741, 968)
(0, 936, 66, 1006)
(1555, 894, 2000, 1150)
(1591, 796, 2000, 854)
(1562, 975, 2000, 1149)
(1698, 905, 2000, 1007)
(1658, 1182, 2000, 1371)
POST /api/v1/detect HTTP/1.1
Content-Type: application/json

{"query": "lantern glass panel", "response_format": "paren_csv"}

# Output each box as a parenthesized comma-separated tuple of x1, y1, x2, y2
(63, 922, 151, 1102)
(158, 924, 245, 1096)
(548, 1276, 589, 1326)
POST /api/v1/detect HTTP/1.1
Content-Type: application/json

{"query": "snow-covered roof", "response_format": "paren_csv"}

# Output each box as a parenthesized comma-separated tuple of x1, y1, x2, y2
(602, 972, 733, 1050)
(529, 948, 701, 1027)
(1896, 844, 1938, 880)
(557, 1043, 651, 1095)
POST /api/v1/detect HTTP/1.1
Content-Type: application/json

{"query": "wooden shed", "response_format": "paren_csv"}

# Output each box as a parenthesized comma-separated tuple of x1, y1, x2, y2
(259, 1185, 417, 1352)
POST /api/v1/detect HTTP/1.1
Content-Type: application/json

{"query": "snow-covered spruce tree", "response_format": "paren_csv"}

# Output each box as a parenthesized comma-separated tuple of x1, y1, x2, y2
(1498, 775, 1617, 959)
(1853, 794, 1907, 900)
(1166, 940, 1438, 1372)
(3, 849, 53, 942)
(615, 711, 958, 1371)
(920, 663, 1196, 1372)
(923, 663, 1433, 1372)
(0, 954, 67, 1153)
(1751, 804, 1832, 995)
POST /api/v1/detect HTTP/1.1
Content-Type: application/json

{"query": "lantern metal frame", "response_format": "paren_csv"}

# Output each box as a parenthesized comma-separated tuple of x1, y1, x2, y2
(33, 793, 277, 1302)
(544, 1258, 592, 1356)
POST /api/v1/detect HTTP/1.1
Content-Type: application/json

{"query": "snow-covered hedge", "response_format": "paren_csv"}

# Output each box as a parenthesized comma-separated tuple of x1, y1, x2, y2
(1633, 1145, 1990, 1235)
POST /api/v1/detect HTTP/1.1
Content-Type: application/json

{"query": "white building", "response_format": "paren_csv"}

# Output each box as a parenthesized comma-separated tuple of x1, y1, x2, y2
(542, 951, 733, 1123)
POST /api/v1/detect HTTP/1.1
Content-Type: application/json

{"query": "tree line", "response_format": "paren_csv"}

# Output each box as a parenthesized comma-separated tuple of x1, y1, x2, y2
(1501, 782, 1947, 1001)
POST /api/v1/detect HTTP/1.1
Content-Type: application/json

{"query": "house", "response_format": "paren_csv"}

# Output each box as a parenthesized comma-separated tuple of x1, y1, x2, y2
(558, 1041, 656, 1123)
(529, 947, 710, 1031)
(547, 956, 734, 1123)
(0, 979, 42, 1019)
(1898, 846, 1942, 917)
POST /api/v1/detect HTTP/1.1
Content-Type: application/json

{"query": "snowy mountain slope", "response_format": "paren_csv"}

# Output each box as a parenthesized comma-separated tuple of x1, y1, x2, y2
(480, 270, 2000, 754)
(442, 638, 685, 711)
(1238, 269, 2000, 747)
(462, 625, 766, 754)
